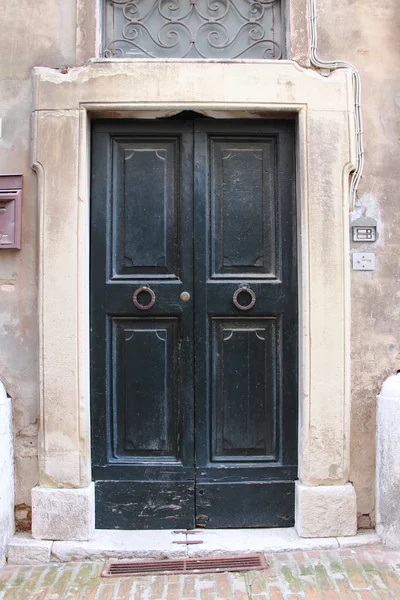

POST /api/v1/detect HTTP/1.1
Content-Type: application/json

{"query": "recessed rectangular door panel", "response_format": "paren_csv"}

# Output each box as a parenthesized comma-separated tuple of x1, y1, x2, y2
(112, 138, 180, 278)
(112, 318, 181, 460)
(210, 137, 278, 279)
(211, 318, 278, 462)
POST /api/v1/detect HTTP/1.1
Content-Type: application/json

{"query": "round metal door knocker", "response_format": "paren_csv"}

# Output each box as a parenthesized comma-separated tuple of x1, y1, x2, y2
(133, 286, 156, 311)
(233, 284, 256, 311)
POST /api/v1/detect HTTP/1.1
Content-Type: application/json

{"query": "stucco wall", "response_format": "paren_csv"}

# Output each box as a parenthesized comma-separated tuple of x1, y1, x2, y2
(0, 382, 14, 565)
(316, 0, 400, 527)
(0, 0, 399, 529)
(0, 2, 76, 517)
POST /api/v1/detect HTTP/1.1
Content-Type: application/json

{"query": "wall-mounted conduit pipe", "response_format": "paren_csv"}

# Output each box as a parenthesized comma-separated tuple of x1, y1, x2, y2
(309, 0, 364, 208)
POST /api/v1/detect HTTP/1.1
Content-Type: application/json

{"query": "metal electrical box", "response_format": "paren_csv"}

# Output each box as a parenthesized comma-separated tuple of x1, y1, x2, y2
(0, 174, 22, 250)
(351, 216, 377, 243)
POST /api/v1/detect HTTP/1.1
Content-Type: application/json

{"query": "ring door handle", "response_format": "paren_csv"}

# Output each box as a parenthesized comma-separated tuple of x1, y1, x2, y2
(232, 284, 256, 311)
(133, 286, 156, 310)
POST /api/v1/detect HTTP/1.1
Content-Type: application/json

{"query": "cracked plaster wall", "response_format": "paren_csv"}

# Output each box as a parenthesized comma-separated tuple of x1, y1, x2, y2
(0, 2, 76, 519)
(0, 0, 399, 530)
(316, 0, 400, 527)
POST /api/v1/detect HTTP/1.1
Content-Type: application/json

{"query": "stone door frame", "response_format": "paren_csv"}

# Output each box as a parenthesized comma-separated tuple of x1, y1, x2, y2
(31, 60, 357, 540)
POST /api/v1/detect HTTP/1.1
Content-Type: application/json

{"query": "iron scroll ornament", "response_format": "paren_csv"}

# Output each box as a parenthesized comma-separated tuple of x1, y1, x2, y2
(133, 285, 156, 310)
(104, 0, 283, 60)
(233, 284, 256, 311)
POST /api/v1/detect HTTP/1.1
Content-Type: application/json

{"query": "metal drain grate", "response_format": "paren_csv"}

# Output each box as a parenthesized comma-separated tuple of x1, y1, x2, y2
(102, 554, 267, 577)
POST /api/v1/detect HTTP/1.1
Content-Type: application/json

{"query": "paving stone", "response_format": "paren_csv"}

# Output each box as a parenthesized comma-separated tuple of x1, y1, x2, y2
(358, 591, 377, 600)
(229, 574, 248, 600)
(246, 570, 267, 595)
(77, 577, 103, 599)
(166, 581, 181, 600)
(281, 564, 303, 593)
(300, 578, 321, 599)
(341, 556, 370, 589)
(215, 572, 231, 598)
(181, 574, 197, 598)
(115, 577, 136, 600)
(269, 587, 284, 600)
(331, 574, 358, 599)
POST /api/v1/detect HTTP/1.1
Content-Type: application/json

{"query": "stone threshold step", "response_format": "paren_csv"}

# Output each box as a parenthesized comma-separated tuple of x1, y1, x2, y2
(7, 529, 380, 565)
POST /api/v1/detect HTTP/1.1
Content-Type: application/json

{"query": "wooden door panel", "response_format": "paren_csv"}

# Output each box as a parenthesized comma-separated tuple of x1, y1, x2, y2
(113, 318, 181, 460)
(211, 318, 278, 462)
(195, 482, 295, 529)
(211, 137, 278, 279)
(91, 120, 194, 529)
(112, 137, 180, 278)
(194, 119, 297, 528)
(96, 481, 194, 530)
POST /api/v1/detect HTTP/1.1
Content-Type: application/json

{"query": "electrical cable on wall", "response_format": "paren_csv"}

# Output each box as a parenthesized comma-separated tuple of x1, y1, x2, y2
(309, 0, 364, 208)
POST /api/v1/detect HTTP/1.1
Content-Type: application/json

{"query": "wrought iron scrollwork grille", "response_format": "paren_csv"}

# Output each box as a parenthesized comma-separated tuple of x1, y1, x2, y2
(103, 0, 284, 60)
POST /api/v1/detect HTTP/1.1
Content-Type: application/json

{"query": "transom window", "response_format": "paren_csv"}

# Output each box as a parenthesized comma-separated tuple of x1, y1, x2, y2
(103, 0, 284, 59)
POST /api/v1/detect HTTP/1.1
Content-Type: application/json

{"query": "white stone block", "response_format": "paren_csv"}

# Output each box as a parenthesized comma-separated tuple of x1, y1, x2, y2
(7, 534, 52, 565)
(32, 484, 95, 541)
(52, 530, 187, 562)
(186, 528, 339, 557)
(376, 373, 400, 547)
(337, 530, 380, 548)
(0, 382, 14, 567)
(295, 481, 357, 538)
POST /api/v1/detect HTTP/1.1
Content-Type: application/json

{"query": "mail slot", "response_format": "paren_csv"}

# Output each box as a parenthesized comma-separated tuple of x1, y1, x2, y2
(0, 174, 22, 250)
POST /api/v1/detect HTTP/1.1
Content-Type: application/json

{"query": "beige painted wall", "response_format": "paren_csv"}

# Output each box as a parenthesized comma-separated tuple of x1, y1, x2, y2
(0, 0, 399, 528)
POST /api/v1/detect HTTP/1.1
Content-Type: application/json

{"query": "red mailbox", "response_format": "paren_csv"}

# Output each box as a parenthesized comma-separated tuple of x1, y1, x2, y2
(0, 174, 22, 250)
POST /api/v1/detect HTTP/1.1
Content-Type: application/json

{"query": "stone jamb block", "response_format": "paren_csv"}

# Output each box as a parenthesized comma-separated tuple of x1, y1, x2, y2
(32, 484, 95, 541)
(295, 481, 357, 538)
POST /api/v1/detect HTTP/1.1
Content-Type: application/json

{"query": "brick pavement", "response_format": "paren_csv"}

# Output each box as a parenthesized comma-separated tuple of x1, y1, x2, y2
(1, 545, 400, 599)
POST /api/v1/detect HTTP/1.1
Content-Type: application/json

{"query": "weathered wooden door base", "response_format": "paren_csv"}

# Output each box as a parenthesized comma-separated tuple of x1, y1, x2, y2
(90, 117, 298, 530)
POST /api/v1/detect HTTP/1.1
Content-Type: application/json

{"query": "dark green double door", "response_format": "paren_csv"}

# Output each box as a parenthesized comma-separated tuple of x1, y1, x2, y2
(90, 117, 298, 530)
